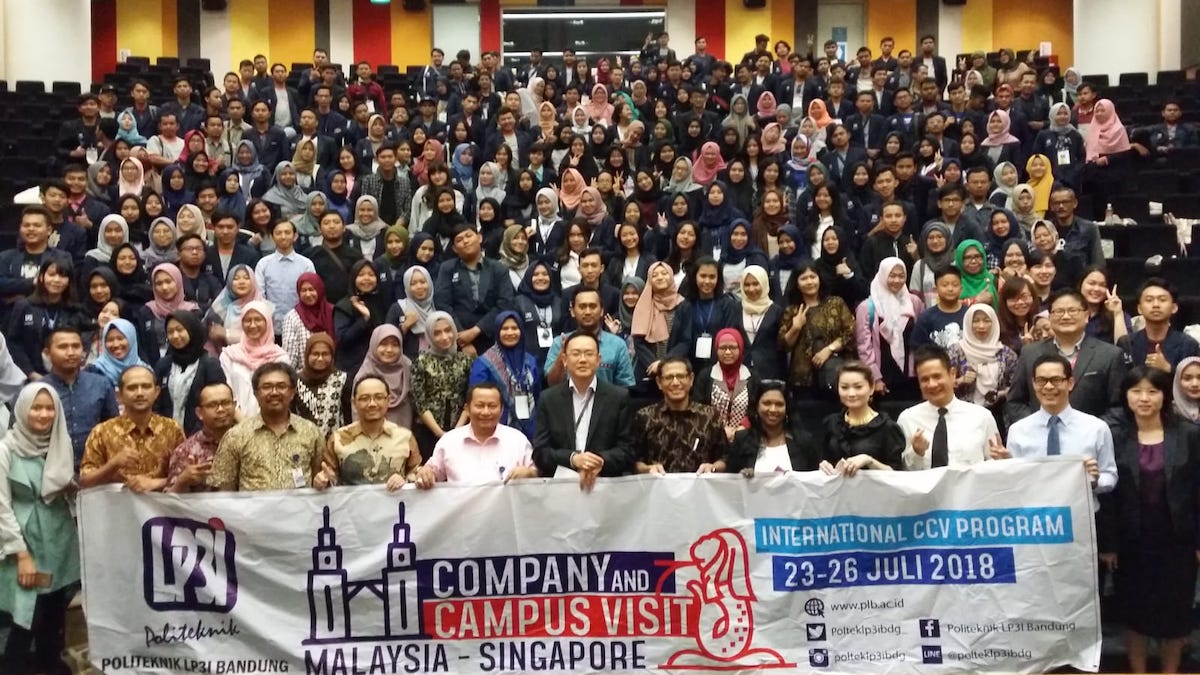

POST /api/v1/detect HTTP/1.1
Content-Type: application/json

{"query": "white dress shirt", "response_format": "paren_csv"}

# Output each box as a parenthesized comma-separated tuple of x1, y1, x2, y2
(570, 376, 598, 454)
(898, 398, 999, 470)
(1005, 405, 1116, 500)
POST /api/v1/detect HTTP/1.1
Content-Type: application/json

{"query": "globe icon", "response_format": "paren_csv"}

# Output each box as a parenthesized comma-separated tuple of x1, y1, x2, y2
(804, 598, 825, 617)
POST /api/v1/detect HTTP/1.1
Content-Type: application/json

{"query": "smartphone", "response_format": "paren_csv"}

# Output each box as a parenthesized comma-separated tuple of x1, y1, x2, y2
(34, 571, 52, 588)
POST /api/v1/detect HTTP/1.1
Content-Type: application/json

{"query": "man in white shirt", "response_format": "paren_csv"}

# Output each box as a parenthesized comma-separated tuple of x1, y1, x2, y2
(254, 220, 315, 333)
(899, 345, 1000, 470)
(415, 383, 537, 486)
(145, 112, 184, 171)
(992, 353, 1116, 499)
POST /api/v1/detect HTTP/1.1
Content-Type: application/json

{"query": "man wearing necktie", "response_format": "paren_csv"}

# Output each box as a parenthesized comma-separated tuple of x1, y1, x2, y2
(899, 345, 999, 470)
(992, 354, 1117, 501)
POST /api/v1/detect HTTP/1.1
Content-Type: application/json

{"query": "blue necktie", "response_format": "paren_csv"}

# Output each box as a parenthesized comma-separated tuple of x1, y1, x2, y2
(1047, 415, 1061, 456)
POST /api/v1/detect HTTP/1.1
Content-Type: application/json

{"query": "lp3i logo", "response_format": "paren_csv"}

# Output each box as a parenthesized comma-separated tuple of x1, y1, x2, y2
(142, 517, 238, 612)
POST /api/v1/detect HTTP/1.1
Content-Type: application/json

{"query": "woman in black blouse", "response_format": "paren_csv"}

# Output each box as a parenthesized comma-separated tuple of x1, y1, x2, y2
(722, 380, 818, 474)
(821, 361, 904, 474)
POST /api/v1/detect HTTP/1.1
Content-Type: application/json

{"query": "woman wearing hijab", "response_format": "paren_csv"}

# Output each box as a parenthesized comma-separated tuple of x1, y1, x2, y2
(292, 332, 351, 440)
(734, 265, 784, 381)
(527, 186, 566, 260)
(205, 264, 263, 352)
(117, 157, 147, 198)
(514, 261, 565, 370)
(355, 114, 390, 170)
(476, 161, 507, 209)
(989, 160, 1019, 210)
(334, 260, 391, 374)
(109, 242, 153, 306)
(586, 83, 614, 126)
(346, 195, 390, 260)
(557, 168, 586, 217)
(695, 181, 743, 256)
(282, 272, 336, 368)
(980, 108, 1022, 168)
(946, 304, 1017, 414)
(232, 140, 268, 198)
(219, 299, 290, 416)
(153, 310, 225, 435)
(760, 122, 787, 159)
(216, 167, 248, 218)
(375, 223, 410, 303)
(755, 92, 779, 127)
(908, 222, 955, 308)
(1011, 184, 1040, 234)
(354, 324, 414, 429)
(768, 224, 806, 302)
(322, 170, 353, 223)
(405, 231, 441, 276)
(501, 169, 538, 225)
(691, 142, 727, 188)
(955, 239, 998, 306)
(450, 143, 476, 198)
(631, 261, 692, 386)
(86, 161, 116, 205)
(718, 219, 769, 299)
(85, 316, 147, 388)
(410, 312, 471, 455)
(499, 225, 531, 292)
(469, 311, 541, 439)
(855, 257, 925, 400)
(263, 162, 309, 219)
(81, 214, 130, 282)
(721, 94, 756, 147)
(138, 263, 200, 360)
(1082, 99, 1134, 213)
(811, 226, 867, 308)
(160, 164, 193, 216)
(691, 327, 756, 442)
(0, 383, 79, 675)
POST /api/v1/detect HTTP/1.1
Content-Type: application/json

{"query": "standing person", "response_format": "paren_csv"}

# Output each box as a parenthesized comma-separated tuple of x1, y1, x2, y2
(333, 259, 390, 374)
(734, 266, 784, 381)
(470, 311, 541, 439)
(822, 360, 905, 475)
(85, 318, 148, 389)
(1100, 366, 1200, 674)
(631, 357, 726, 474)
(631, 261, 692, 384)
(138, 263, 200, 361)
(315, 376, 421, 491)
(292, 332, 351, 440)
(946, 304, 1018, 412)
(218, 300, 290, 417)
(435, 225, 514, 355)
(856, 257, 925, 400)
(280, 272, 336, 369)
(414, 383, 539, 487)
(389, 266, 437, 358)
(779, 262, 855, 397)
(41, 327, 118, 468)
(691, 329, 756, 444)
(165, 382, 238, 493)
(909, 267, 968, 350)
(533, 332, 635, 490)
(410, 312, 472, 447)
(898, 345, 1001, 470)
(6, 260, 88, 379)
(721, 379, 818, 474)
(1117, 278, 1200, 373)
(208, 362, 327, 491)
(0, 384, 80, 675)
(542, 289, 636, 388)
(304, 212, 364, 304)
(255, 220, 316, 335)
(153, 311, 226, 435)
(354, 325, 414, 429)
(79, 365, 185, 491)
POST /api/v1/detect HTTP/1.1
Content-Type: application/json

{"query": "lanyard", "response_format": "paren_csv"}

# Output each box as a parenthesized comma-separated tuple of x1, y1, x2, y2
(573, 391, 594, 451)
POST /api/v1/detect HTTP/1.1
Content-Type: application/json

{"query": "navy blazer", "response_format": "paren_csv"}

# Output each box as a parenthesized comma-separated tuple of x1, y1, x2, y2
(846, 113, 889, 151)
(153, 353, 227, 435)
(204, 243, 262, 284)
(433, 257, 514, 349)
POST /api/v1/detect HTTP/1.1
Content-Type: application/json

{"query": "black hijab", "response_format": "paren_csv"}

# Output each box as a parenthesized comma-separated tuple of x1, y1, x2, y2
(84, 267, 121, 317)
(166, 309, 208, 367)
(517, 260, 558, 308)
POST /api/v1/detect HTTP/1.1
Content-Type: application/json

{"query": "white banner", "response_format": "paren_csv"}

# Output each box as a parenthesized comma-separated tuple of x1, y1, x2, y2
(79, 459, 1101, 674)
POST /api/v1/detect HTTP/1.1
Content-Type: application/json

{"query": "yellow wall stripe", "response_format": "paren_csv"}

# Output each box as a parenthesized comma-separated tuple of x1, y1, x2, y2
(392, 1, 433, 69)
(115, 0, 165, 59)
(865, 0, 915, 59)
(724, 0, 772, 66)
(268, 0, 317, 67)
(959, 0, 994, 53)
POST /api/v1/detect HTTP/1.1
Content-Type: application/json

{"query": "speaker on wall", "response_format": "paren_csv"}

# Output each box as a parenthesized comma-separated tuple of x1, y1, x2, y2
(201, 0, 228, 9)
(404, 0, 427, 10)
(943, 0, 967, 5)
(744, 0, 766, 7)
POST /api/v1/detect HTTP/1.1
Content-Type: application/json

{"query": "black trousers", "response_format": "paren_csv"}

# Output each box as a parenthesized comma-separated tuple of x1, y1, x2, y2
(2, 586, 72, 675)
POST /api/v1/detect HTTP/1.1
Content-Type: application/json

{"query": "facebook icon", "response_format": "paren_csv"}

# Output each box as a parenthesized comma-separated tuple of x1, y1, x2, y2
(919, 618, 941, 638)
(922, 645, 943, 664)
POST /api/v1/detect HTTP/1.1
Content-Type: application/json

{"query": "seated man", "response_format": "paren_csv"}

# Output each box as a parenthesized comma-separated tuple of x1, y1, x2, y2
(533, 332, 634, 491)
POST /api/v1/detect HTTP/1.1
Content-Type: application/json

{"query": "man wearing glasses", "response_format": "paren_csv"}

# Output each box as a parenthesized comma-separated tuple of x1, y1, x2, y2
(1004, 289, 1128, 427)
(990, 353, 1116, 501)
(415, 382, 536, 488)
(631, 358, 726, 475)
(166, 383, 237, 493)
(317, 376, 422, 491)
(209, 363, 325, 492)
(1047, 186, 1104, 268)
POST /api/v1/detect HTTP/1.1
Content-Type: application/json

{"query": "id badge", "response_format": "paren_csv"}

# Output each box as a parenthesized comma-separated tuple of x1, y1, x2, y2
(515, 394, 532, 420)
(695, 333, 713, 359)
(292, 466, 307, 489)
(537, 326, 553, 348)
(1056, 149, 1071, 166)
(712, 246, 722, 260)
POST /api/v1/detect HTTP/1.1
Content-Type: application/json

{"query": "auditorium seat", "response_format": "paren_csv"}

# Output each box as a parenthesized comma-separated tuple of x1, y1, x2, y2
(1157, 70, 1187, 85)
(52, 81, 81, 97)
(125, 56, 151, 67)
(1083, 74, 1110, 87)
(156, 56, 180, 69)
(187, 58, 211, 72)
(1119, 72, 1149, 87)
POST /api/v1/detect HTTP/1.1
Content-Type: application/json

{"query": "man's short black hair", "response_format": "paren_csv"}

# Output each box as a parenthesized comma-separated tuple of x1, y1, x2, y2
(44, 325, 83, 349)
(271, 219, 295, 235)
(912, 344, 952, 372)
(563, 330, 600, 352)
(1138, 277, 1178, 303)
(1032, 353, 1073, 379)
(251, 362, 297, 391)
(934, 266, 962, 283)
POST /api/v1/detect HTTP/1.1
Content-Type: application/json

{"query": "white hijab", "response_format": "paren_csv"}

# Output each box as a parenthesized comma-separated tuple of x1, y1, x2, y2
(0, 383, 74, 503)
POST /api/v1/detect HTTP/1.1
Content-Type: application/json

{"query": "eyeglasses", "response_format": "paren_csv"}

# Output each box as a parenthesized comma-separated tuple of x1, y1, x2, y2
(355, 393, 389, 403)
(658, 373, 690, 382)
(257, 383, 291, 393)
(201, 399, 236, 410)
(1049, 307, 1085, 317)
(962, 253, 984, 261)
(1033, 376, 1069, 388)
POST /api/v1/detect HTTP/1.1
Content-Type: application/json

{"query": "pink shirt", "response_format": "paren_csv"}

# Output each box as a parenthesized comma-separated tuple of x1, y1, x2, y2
(427, 424, 534, 484)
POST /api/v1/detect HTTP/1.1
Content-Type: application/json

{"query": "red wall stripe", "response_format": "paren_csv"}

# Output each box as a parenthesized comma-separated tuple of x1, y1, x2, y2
(480, 0, 501, 53)
(91, 0, 118, 84)
(352, 0, 393, 69)
(695, 1, 725, 61)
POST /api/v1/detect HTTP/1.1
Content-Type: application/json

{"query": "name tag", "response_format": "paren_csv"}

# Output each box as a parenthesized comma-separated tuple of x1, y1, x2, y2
(515, 394, 532, 420)
(695, 333, 713, 360)
(1056, 149, 1071, 166)
(452, 273, 460, 283)
(292, 466, 307, 489)
(537, 326, 553, 348)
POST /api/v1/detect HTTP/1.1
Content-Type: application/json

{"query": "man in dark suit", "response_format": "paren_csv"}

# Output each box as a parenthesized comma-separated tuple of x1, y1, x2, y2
(252, 64, 302, 134)
(817, 124, 868, 191)
(434, 225, 514, 353)
(422, 48, 448, 100)
(204, 212, 261, 283)
(1005, 289, 1129, 427)
(244, 100, 290, 169)
(847, 90, 888, 158)
(298, 49, 346, 103)
(291, 109, 339, 169)
(411, 98, 448, 144)
(533, 331, 635, 491)
(723, 64, 765, 112)
(774, 56, 824, 120)
(917, 36, 949, 94)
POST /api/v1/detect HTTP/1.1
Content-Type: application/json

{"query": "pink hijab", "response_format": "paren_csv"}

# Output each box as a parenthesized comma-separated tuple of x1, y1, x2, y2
(761, 123, 786, 155)
(145, 263, 198, 319)
(586, 84, 614, 124)
(757, 91, 778, 118)
(558, 168, 586, 210)
(220, 300, 288, 370)
(1085, 99, 1131, 161)
(691, 142, 727, 186)
(981, 110, 1020, 147)
(412, 139, 444, 186)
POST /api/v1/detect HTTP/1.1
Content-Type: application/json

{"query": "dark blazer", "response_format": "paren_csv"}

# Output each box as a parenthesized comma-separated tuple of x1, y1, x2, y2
(846, 113, 888, 151)
(1099, 419, 1200, 554)
(203, 243, 261, 284)
(433, 257, 515, 350)
(290, 133, 339, 169)
(724, 426, 819, 474)
(533, 380, 635, 477)
(774, 79, 825, 115)
(243, 124, 290, 169)
(153, 353, 226, 435)
(1004, 337, 1129, 427)
(603, 253, 653, 288)
(252, 85, 302, 131)
(733, 304, 785, 381)
(817, 146, 869, 191)
(304, 243, 365, 303)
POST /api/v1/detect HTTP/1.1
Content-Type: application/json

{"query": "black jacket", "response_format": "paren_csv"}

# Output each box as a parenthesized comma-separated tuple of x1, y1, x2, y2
(822, 411, 905, 470)
(153, 353, 227, 435)
(5, 299, 91, 376)
(1004, 337, 1129, 427)
(305, 243, 365, 304)
(733, 303, 786, 381)
(243, 124, 291, 170)
(533, 380, 635, 477)
(204, 243, 262, 284)
(725, 426, 819, 474)
(434, 257, 515, 351)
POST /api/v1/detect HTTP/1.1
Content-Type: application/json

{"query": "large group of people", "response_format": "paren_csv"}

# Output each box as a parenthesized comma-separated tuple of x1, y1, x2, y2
(0, 30, 1196, 674)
